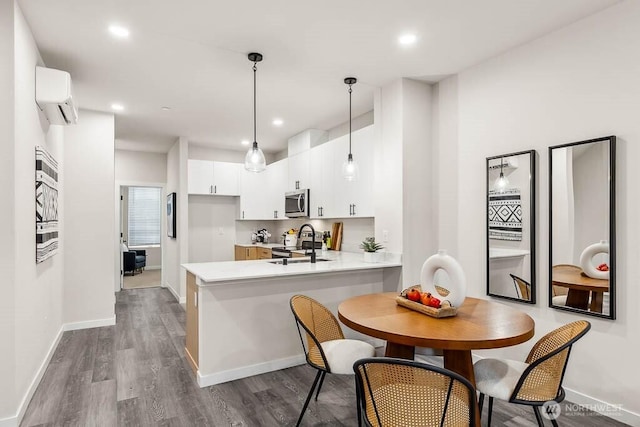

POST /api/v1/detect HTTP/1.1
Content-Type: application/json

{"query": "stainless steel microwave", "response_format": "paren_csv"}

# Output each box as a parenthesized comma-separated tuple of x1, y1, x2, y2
(285, 189, 309, 218)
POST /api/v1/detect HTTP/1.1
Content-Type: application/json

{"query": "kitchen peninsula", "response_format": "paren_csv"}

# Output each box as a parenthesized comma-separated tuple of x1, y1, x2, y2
(182, 251, 402, 387)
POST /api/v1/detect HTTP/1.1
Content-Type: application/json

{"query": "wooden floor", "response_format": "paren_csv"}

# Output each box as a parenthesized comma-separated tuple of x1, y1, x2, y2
(21, 287, 628, 426)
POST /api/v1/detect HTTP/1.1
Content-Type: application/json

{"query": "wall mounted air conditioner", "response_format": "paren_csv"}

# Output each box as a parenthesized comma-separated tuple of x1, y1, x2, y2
(35, 66, 78, 125)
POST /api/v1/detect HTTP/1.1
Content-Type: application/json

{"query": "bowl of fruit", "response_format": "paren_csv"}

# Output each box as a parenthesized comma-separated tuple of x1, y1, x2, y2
(396, 285, 458, 318)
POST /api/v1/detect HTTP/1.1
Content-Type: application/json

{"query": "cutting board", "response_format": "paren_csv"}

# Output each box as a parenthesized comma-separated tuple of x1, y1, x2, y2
(331, 222, 343, 251)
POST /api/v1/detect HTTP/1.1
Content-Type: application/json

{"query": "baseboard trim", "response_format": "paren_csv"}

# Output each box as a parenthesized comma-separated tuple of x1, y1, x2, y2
(63, 316, 116, 332)
(0, 325, 66, 427)
(563, 387, 640, 426)
(145, 265, 161, 270)
(164, 282, 185, 304)
(197, 354, 306, 388)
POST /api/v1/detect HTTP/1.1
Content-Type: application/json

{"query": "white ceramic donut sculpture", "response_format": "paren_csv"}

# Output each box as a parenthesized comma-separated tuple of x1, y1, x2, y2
(580, 240, 609, 280)
(420, 250, 467, 308)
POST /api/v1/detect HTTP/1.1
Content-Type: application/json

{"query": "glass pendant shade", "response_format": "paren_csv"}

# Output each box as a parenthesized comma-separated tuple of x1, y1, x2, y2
(494, 172, 509, 191)
(245, 141, 266, 172)
(245, 52, 266, 173)
(342, 153, 359, 181)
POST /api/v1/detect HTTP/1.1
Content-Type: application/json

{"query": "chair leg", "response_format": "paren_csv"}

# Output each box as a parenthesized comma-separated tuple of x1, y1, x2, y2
(533, 406, 545, 427)
(356, 384, 363, 427)
(478, 393, 484, 420)
(487, 396, 494, 427)
(296, 370, 322, 427)
(314, 371, 326, 401)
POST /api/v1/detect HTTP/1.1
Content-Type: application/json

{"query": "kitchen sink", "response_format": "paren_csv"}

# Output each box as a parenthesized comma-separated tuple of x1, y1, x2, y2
(268, 258, 331, 265)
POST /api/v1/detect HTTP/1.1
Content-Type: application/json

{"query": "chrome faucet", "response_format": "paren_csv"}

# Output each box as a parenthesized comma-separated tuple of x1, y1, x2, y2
(297, 223, 317, 264)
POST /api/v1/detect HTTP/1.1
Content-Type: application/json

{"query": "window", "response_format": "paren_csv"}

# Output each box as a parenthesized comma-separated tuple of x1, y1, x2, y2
(128, 187, 161, 246)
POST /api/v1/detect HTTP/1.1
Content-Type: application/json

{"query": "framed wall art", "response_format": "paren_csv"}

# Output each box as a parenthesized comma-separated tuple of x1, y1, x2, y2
(167, 192, 176, 238)
(36, 146, 59, 263)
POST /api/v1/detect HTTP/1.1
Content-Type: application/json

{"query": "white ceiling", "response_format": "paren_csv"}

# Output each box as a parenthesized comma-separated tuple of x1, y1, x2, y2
(19, 0, 620, 154)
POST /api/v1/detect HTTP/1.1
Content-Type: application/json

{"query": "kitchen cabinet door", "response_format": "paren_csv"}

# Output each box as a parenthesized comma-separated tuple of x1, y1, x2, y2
(309, 140, 335, 219)
(288, 151, 310, 191)
(267, 158, 288, 219)
(331, 126, 374, 218)
(212, 161, 240, 196)
(188, 159, 214, 195)
(239, 167, 267, 220)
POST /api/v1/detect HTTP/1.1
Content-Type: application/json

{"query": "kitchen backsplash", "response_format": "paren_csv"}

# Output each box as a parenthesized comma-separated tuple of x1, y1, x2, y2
(236, 217, 375, 253)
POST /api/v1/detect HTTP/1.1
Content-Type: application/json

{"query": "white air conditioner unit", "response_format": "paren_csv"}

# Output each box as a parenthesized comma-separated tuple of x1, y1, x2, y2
(35, 66, 78, 125)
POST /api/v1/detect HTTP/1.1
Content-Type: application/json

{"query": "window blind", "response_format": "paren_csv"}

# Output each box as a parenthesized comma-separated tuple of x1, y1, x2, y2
(128, 187, 161, 246)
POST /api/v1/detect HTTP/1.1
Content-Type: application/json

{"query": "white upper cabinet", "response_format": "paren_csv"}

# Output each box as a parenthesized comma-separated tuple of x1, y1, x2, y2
(330, 126, 375, 218)
(239, 167, 267, 220)
(287, 150, 310, 191)
(239, 159, 288, 220)
(188, 159, 214, 195)
(268, 158, 288, 219)
(188, 160, 240, 196)
(309, 138, 338, 219)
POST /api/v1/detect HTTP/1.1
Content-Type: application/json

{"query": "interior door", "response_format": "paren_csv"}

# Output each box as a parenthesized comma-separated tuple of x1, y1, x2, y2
(119, 186, 125, 290)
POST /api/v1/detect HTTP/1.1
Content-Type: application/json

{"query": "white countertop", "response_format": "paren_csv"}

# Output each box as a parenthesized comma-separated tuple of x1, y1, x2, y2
(182, 251, 402, 285)
(489, 248, 530, 259)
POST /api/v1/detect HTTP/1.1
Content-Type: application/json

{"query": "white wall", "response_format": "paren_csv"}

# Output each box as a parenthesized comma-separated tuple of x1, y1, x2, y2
(0, 0, 16, 420)
(189, 196, 238, 262)
(164, 140, 181, 298)
(9, 3, 67, 424)
(115, 149, 167, 183)
(63, 109, 115, 325)
(434, 1, 640, 420)
(163, 138, 188, 301)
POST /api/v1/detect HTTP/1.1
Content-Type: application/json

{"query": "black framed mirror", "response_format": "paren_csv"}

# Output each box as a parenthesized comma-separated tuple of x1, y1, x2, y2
(486, 150, 536, 304)
(549, 136, 615, 320)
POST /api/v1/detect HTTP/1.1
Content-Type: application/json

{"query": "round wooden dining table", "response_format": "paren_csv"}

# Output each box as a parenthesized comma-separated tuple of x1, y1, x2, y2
(338, 292, 535, 387)
(552, 264, 609, 313)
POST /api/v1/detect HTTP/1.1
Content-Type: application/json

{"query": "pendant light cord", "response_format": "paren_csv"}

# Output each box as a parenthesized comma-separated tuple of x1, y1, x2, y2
(253, 62, 257, 145)
(348, 83, 353, 157)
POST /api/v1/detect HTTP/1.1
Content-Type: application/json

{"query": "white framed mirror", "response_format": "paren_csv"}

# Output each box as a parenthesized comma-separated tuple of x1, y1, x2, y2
(549, 136, 616, 320)
(486, 150, 536, 304)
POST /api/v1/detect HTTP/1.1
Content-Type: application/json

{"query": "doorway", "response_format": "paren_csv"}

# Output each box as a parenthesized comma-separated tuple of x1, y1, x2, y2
(120, 185, 163, 290)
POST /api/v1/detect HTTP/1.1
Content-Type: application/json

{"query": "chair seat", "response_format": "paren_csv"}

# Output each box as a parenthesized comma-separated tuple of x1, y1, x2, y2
(552, 295, 567, 306)
(474, 358, 529, 401)
(320, 339, 375, 374)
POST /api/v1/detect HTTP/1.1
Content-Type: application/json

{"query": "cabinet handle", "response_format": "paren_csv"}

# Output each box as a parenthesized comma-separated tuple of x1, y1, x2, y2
(349, 204, 353, 215)
(242, 210, 245, 219)
(274, 210, 277, 219)
(246, 248, 250, 258)
(296, 180, 300, 190)
(214, 185, 217, 194)
(352, 204, 356, 216)
(320, 206, 323, 217)
(210, 185, 213, 194)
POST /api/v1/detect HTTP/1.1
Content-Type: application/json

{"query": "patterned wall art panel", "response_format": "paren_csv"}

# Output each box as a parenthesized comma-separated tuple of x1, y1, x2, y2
(36, 146, 59, 263)
(488, 188, 523, 241)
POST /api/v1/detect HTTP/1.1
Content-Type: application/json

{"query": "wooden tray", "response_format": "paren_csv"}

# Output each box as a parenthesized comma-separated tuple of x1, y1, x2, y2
(396, 285, 458, 318)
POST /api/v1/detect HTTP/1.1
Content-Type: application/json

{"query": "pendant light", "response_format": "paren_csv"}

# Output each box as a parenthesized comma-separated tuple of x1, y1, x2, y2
(244, 52, 266, 172)
(494, 157, 509, 192)
(342, 77, 359, 181)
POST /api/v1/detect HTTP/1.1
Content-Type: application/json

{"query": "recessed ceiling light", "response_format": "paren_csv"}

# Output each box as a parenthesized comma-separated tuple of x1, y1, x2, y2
(241, 140, 250, 146)
(111, 103, 124, 111)
(398, 33, 417, 46)
(108, 25, 130, 38)
(272, 118, 284, 126)
(161, 106, 171, 111)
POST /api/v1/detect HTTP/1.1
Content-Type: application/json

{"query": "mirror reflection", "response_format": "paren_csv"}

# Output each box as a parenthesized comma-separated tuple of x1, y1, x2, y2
(549, 136, 615, 319)
(486, 150, 536, 303)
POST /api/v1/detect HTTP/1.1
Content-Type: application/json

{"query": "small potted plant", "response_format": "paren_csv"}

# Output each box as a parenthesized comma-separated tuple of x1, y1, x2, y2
(361, 237, 384, 263)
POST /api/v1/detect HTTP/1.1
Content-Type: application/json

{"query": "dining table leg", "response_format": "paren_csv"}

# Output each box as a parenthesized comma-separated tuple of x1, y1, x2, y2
(443, 349, 480, 426)
(443, 349, 476, 386)
(384, 342, 415, 359)
(589, 292, 603, 313)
